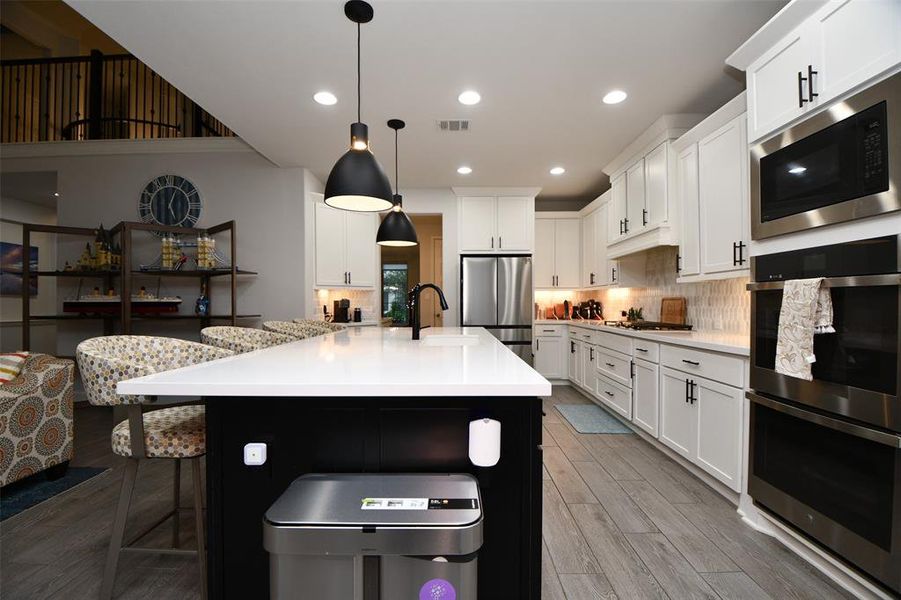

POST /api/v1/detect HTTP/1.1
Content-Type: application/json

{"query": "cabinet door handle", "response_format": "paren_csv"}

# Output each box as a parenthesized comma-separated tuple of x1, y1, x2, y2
(590, 272, 595, 285)
(536, 338, 540, 352)
(676, 254, 682, 273)
(571, 341, 575, 353)
(491, 236, 494, 249)
(682, 359, 700, 366)
(732, 242, 739, 266)
(630, 360, 635, 379)
(348, 271, 351, 285)
(344, 271, 348, 284)
(589, 347, 594, 361)
(612, 267, 617, 282)
(685, 378, 690, 403)
(798, 70, 809, 108)
(604, 390, 614, 398)
(642, 209, 648, 226)
(624, 217, 629, 234)
(737, 241, 746, 265)
(807, 65, 818, 101)
(499, 237, 502, 249)
(690, 380, 697, 404)
(635, 347, 648, 353)
(619, 219, 624, 235)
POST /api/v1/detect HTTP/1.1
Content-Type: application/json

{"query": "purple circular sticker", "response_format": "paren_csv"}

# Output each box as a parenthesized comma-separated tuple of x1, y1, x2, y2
(419, 578, 456, 600)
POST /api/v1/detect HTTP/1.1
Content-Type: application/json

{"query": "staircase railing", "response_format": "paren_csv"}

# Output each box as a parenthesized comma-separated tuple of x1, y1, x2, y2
(1, 50, 233, 143)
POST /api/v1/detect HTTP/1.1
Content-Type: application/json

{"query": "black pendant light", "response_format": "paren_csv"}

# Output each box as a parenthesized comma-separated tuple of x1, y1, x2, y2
(377, 119, 418, 247)
(324, 1, 394, 212)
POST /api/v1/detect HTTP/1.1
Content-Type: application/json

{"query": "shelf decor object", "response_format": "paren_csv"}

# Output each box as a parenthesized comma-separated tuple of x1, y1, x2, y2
(323, 0, 394, 212)
(376, 119, 418, 247)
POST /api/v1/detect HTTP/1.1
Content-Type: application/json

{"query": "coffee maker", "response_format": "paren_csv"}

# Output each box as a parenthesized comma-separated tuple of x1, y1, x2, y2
(333, 299, 351, 323)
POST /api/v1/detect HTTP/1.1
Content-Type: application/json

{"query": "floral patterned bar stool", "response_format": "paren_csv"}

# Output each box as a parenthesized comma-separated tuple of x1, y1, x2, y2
(76, 336, 232, 600)
(262, 320, 330, 339)
(200, 326, 294, 354)
(293, 318, 347, 332)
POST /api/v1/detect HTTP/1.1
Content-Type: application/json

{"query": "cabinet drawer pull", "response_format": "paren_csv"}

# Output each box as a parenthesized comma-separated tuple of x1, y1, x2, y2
(682, 359, 700, 366)
(542, 329, 555, 333)
(604, 390, 614, 398)
(605, 362, 615, 368)
(635, 347, 648, 353)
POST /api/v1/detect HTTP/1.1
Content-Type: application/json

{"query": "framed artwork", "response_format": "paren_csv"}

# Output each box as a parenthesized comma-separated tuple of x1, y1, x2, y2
(0, 242, 38, 296)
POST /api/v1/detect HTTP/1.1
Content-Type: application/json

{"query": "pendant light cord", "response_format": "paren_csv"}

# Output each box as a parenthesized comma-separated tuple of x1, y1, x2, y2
(394, 128, 399, 195)
(357, 22, 362, 123)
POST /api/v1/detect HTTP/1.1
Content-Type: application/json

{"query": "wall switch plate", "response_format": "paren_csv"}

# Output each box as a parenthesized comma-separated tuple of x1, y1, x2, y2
(243, 442, 267, 466)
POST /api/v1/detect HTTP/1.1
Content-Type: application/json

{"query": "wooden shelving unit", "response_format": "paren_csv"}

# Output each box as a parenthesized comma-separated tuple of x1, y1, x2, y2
(20, 220, 257, 349)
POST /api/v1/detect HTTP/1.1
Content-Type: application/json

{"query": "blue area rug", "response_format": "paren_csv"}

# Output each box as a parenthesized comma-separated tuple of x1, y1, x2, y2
(556, 404, 634, 434)
(1, 467, 109, 521)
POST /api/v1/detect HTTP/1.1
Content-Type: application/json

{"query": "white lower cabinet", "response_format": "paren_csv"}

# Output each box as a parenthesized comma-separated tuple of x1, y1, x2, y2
(694, 376, 743, 492)
(660, 367, 696, 461)
(659, 366, 743, 492)
(534, 336, 564, 379)
(631, 358, 659, 438)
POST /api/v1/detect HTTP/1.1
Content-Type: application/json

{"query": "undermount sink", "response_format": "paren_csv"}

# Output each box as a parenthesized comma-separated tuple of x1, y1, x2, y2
(420, 334, 480, 347)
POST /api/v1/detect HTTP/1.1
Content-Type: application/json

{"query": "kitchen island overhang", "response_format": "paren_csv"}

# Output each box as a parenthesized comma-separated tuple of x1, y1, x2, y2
(118, 327, 550, 599)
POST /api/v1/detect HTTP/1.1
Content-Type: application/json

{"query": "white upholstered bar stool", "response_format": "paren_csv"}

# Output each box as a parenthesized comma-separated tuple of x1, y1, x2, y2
(262, 320, 329, 339)
(293, 318, 347, 332)
(76, 336, 232, 600)
(200, 326, 294, 354)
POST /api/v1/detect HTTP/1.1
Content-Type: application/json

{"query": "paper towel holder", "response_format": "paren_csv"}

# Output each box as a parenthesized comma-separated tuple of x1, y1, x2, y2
(469, 418, 501, 467)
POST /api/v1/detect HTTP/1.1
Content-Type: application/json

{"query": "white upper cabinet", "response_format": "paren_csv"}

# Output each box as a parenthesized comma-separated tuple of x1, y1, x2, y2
(315, 203, 377, 288)
(608, 173, 628, 242)
(625, 159, 646, 235)
(813, 0, 900, 104)
(746, 27, 815, 143)
(459, 197, 498, 252)
(459, 194, 534, 253)
(677, 144, 701, 277)
(534, 218, 581, 289)
(533, 219, 556, 288)
(698, 114, 749, 275)
(644, 142, 668, 228)
(734, 0, 901, 143)
(496, 197, 533, 251)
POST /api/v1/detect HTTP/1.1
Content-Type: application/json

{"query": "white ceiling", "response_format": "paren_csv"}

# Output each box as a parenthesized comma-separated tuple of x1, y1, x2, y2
(65, 0, 784, 203)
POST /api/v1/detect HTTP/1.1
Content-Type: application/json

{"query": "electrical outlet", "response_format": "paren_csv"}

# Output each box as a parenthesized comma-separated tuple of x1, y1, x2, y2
(243, 442, 267, 466)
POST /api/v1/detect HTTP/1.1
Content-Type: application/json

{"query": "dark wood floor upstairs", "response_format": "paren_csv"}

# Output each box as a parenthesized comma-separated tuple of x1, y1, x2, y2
(1, 387, 850, 599)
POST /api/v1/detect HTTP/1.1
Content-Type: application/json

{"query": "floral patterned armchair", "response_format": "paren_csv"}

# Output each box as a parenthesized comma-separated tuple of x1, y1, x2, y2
(0, 354, 75, 487)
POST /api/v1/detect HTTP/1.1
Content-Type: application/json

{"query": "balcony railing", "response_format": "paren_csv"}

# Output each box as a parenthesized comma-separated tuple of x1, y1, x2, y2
(1, 50, 233, 143)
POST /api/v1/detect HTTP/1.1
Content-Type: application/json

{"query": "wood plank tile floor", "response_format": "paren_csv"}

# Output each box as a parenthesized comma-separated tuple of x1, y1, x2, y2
(1, 389, 852, 599)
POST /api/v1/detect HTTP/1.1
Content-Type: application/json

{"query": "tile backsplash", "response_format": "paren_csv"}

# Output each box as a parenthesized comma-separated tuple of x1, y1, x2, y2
(537, 247, 750, 336)
(309, 289, 378, 322)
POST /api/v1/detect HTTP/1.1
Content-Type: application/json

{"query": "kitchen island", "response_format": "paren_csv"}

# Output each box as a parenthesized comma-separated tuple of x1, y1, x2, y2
(118, 326, 551, 599)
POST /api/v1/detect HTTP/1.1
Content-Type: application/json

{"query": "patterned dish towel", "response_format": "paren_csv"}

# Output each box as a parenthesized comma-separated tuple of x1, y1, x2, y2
(775, 278, 835, 380)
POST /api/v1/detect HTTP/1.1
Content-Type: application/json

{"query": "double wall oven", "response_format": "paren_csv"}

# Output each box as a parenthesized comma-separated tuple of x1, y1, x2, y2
(750, 71, 900, 240)
(748, 235, 901, 594)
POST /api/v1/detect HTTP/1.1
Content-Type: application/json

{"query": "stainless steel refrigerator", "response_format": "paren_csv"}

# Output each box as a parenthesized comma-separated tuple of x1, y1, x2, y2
(461, 255, 533, 365)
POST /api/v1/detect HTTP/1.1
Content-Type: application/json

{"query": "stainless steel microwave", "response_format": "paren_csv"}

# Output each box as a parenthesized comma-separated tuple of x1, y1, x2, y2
(750, 72, 900, 240)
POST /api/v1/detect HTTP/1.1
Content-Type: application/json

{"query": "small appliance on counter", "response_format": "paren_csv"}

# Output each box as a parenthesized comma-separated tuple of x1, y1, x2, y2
(353, 307, 362, 322)
(333, 299, 351, 323)
(572, 299, 602, 320)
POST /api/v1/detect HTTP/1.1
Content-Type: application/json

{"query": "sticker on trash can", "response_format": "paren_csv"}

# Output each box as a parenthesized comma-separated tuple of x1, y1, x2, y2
(420, 578, 456, 600)
(360, 497, 479, 510)
(361, 497, 428, 510)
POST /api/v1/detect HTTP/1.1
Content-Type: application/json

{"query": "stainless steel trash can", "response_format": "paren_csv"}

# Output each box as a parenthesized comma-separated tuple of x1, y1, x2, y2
(263, 473, 483, 600)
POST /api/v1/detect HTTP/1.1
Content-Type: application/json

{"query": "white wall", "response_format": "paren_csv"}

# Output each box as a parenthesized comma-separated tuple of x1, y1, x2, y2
(0, 197, 58, 353)
(1, 139, 311, 355)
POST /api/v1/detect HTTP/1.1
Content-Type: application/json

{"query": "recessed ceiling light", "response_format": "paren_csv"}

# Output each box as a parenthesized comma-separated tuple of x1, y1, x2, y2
(458, 90, 481, 106)
(788, 166, 807, 174)
(457, 166, 473, 175)
(602, 90, 628, 105)
(313, 91, 338, 106)
(550, 167, 566, 176)
(52, 192, 60, 197)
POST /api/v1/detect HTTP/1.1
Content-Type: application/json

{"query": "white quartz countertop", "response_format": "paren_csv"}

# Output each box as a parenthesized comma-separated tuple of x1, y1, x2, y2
(534, 319, 750, 356)
(117, 327, 552, 398)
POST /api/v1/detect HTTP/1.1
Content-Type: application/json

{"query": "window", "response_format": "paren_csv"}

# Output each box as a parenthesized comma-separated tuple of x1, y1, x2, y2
(382, 263, 409, 324)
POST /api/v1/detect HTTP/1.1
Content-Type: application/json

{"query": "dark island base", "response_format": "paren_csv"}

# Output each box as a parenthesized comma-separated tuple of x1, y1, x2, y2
(205, 395, 543, 599)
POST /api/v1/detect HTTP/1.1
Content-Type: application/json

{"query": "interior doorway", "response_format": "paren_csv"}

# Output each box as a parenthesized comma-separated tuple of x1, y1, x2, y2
(379, 214, 442, 327)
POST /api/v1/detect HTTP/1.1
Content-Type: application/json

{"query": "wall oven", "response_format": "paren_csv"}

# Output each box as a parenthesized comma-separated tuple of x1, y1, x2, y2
(748, 235, 901, 594)
(750, 72, 900, 240)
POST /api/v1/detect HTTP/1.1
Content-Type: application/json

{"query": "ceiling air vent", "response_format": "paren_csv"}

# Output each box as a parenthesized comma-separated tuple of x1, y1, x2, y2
(438, 119, 471, 132)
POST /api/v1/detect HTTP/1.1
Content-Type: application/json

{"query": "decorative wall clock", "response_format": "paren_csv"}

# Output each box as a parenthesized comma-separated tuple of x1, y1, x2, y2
(138, 175, 202, 234)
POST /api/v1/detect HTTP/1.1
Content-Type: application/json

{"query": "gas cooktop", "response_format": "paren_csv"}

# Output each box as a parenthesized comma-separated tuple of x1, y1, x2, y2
(604, 321, 693, 331)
